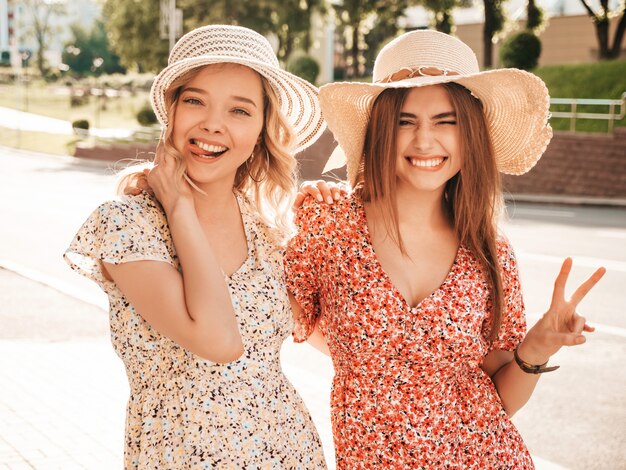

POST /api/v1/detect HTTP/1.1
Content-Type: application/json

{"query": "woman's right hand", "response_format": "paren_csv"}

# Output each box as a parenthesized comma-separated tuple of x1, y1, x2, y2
(294, 180, 349, 209)
(148, 142, 194, 214)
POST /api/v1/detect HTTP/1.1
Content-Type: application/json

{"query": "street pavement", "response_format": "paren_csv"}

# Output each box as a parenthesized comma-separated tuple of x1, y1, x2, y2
(0, 146, 624, 469)
(2, 267, 586, 470)
(0, 267, 336, 470)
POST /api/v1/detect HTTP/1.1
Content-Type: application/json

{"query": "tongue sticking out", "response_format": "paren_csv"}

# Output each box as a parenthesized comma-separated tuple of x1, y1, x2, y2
(191, 139, 228, 158)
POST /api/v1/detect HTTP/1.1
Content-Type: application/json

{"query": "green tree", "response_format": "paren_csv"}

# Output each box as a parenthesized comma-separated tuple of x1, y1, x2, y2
(415, 0, 472, 34)
(21, 0, 66, 76)
(500, 30, 541, 69)
(482, 0, 507, 68)
(270, 0, 325, 60)
(103, 0, 169, 72)
(333, 0, 408, 78)
(103, 0, 324, 70)
(526, 0, 544, 32)
(181, 0, 324, 61)
(579, 0, 626, 59)
(360, 2, 409, 74)
(63, 21, 125, 77)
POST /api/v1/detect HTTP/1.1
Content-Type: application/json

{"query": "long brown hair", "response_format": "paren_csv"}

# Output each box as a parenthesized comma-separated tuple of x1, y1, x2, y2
(118, 63, 297, 241)
(356, 83, 504, 339)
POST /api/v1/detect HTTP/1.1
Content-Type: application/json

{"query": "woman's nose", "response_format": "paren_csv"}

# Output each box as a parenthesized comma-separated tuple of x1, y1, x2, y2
(201, 110, 225, 133)
(412, 125, 434, 152)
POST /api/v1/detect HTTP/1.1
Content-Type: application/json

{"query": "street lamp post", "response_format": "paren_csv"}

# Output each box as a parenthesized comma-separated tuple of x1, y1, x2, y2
(92, 57, 104, 130)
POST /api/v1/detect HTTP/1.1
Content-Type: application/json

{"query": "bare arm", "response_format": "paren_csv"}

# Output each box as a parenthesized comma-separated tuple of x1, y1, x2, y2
(104, 146, 243, 363)
(482, 258, 605, 416)
(289, 291, 330, 356)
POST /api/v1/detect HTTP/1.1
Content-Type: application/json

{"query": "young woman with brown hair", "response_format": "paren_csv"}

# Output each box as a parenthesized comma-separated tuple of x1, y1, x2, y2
(286, 30, 605, 469)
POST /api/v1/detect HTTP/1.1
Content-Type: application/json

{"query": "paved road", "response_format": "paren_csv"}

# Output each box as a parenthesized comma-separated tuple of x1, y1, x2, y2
(0, 146, 624, 469)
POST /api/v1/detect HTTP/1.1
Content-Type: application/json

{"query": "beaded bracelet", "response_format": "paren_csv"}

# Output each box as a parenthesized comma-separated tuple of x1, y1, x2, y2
(513, 347, 560, 374)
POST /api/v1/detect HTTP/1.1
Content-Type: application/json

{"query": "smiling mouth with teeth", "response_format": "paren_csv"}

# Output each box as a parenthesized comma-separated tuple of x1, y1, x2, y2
(407, 156, 447, 168)
(191, 139, 228, 158)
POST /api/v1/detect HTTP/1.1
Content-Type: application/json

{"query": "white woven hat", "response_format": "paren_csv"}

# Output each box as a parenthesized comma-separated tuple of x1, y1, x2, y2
(321, 29, 553, 184)
(150, 24, 326, 153)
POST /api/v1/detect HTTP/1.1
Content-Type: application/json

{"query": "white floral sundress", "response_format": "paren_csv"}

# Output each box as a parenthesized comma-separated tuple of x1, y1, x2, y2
(64, 192, 326, 469)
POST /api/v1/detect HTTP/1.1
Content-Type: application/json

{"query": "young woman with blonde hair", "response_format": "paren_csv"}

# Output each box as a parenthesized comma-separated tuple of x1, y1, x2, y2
(286, 30, 605, 469)
(65, 25, 327, 468)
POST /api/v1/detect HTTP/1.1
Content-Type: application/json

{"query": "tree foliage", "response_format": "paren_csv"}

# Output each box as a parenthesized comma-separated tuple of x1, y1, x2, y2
(500, 30, 541, 70)
(102, 0, 325, 72)
(21, 0, 66, 76)
(103, 0, 169, 72)
(414, 0, 472, 35)
(578, 0, 626, 60)
(333, 0, 408, 78)
(62, 21, 125, 77)
(482, 0, 507, 68)
(181, 0, 324, 61)
(526, 0, 544, 32)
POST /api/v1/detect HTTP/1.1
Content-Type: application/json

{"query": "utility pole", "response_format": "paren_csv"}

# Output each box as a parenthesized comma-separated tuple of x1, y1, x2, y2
(168, 0, 175, 51)
(160, 0, 182, 52)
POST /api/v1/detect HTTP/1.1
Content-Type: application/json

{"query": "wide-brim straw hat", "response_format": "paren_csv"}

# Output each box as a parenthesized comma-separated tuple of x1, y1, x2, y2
(321, 29, 553, 184)
(150, 24, 326, 153)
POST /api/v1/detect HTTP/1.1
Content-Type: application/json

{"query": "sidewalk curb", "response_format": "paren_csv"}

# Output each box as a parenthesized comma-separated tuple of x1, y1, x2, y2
(506, 193, 626, 207)
(0, 258, 107, 311)
(3, 146, 626, 207)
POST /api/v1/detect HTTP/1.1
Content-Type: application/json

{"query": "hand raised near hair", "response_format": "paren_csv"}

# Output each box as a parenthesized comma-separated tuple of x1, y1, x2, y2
(147, 141, 194, 215)
(293, 179, 350, 209)
(517, 258, 606, 366)
(123, 168, 153, 196)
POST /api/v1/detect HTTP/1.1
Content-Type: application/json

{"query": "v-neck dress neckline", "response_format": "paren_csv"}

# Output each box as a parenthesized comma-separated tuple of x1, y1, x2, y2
(355, 196, 463, 311)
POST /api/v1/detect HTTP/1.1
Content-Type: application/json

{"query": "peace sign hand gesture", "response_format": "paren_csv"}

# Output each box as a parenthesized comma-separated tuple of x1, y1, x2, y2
(517, 258, 606, 366)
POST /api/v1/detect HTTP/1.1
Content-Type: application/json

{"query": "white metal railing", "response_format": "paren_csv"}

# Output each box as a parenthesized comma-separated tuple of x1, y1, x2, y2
(549, 92, 626, 133)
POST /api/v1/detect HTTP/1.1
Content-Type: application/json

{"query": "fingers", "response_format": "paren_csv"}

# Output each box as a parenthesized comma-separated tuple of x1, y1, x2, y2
(316, 180, 334, 204)
(558, 332, 587, 347)
(153, 140, 169, 166)
(583, 323, 595, 333)
(569, 266, 606, 306)
(124, 187, 142, 196)
(551, 257, 572, 305)
(570, 314, 587, 334)
(298, 180, 324, 202)
(293, 193, 306, 210)
(331, 184, 346, 201)
(297, 180, 348, 205)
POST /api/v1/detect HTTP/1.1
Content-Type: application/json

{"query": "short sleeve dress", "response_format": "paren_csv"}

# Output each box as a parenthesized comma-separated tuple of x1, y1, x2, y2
(64, 192, 327, 469)
(284, 194, 534, 469)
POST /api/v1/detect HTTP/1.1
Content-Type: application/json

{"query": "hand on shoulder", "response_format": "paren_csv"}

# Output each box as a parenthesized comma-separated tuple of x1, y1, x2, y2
(293, 179, 350, 210)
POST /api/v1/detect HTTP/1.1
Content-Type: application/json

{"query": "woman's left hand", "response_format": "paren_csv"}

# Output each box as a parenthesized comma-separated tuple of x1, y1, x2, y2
(517, 257, 606, 365)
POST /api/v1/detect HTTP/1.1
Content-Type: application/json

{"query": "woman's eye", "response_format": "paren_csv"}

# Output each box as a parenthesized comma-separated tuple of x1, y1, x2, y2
(233, 108, 251, 117)
(182, 97, 201, 105)
(399, 119, 412, 126)
(438, 120, 457, 126)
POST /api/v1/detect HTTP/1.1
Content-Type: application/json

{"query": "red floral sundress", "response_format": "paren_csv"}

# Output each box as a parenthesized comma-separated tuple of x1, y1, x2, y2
(284, 194, 534, 469)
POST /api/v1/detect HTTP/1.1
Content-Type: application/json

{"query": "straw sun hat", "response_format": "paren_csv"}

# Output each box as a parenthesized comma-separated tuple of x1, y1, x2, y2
(150, 24, 326, 153)
(321, 29, 553, 184)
